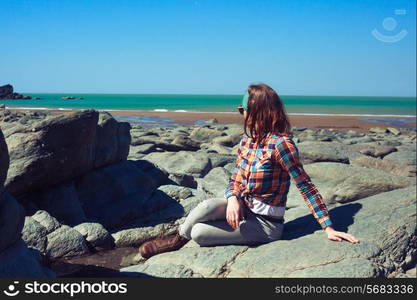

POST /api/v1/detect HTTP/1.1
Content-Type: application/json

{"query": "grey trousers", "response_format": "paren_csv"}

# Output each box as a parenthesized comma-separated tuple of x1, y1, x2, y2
(178, 197, 284, 246)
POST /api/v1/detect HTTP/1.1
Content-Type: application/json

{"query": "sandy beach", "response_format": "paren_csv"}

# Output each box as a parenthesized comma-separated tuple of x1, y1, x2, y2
(7, 107, 417, 133)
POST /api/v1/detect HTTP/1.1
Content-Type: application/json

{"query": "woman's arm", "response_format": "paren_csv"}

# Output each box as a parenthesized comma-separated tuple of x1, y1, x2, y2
(275, 136, 358, 243)
(274, 136, 332, 229)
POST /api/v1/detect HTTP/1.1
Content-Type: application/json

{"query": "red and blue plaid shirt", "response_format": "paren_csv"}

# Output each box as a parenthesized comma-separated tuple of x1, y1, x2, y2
(224, 133, 333, 229)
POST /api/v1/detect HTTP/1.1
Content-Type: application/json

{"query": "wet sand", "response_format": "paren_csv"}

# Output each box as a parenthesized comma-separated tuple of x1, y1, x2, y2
(8, 108, 417, 133)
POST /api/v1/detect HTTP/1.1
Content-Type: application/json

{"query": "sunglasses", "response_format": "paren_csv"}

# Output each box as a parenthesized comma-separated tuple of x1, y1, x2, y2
(237, 106, 245, 115)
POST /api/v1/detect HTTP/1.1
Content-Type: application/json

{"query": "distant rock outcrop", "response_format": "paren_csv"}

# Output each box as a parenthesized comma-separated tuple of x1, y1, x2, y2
(0, 84, 32, 100)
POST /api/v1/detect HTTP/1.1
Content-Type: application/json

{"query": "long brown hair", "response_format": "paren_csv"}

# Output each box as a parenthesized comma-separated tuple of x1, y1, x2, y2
(243, 83, 292, 143)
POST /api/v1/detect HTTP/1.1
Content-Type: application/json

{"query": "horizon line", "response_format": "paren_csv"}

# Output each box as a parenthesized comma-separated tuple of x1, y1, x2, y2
(18, 91, 417, 99)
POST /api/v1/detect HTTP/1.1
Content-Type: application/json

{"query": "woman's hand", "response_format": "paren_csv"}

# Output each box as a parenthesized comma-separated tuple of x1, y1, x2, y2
(325, 226, 359, 243)
(226, 196, 245, 229)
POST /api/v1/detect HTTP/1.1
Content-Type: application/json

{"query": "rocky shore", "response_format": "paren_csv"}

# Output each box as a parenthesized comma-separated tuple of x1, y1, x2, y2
(0, 108, 416, 278)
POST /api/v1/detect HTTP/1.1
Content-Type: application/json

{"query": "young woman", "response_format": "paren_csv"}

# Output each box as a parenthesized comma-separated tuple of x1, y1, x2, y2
(139, 83, 358, 259)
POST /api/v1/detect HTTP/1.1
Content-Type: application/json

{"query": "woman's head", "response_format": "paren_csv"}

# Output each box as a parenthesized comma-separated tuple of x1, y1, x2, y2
(242, 83, 292, 142)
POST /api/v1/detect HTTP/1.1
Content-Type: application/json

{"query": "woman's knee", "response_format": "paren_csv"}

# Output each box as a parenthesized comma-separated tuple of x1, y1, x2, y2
(190, 223, 212, 246)
(196, 197, 226, 212)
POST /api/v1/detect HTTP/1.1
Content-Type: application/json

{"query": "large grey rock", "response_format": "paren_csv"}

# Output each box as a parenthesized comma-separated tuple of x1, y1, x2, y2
(94, 111, 131, 168)
(143, 151, 212, 178)
(5, 110, 131, 197)
(0, 191, 25, 252)
(0, 129, 8, 187)
(227, 186, 417, 277)
(121, 186, 416, 278)
(287, 162, 416, 205)
(24, 183, 87, 226)
(121, 244, 248, 278)
(46, 225, 89, 259)
(5, 110, 98, 196)
(75, 160, 168, 228)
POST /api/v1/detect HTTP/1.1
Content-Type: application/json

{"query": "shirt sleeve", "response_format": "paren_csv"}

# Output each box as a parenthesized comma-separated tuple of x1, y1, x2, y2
(224, 139, 245, 199)
(274, 136, 333, 229)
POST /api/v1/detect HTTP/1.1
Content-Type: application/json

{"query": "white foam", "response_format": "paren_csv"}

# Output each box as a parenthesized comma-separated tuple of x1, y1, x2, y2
(153, 109, 169, 112)
(174, 110, 187, 112)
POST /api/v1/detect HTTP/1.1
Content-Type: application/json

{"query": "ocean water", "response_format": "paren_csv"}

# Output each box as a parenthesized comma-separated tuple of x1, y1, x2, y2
(1, 93, 416, 116)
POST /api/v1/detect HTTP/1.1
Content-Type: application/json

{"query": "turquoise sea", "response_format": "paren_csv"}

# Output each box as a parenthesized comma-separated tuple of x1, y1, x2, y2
(2, 93, 416, 116)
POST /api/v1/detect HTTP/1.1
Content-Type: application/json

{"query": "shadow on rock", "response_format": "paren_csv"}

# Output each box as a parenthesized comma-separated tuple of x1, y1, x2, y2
(282, 203, 362, 240)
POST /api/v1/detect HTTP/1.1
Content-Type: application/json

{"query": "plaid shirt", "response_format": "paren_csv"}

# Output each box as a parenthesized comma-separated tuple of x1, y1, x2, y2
(224, 133, 333, 229)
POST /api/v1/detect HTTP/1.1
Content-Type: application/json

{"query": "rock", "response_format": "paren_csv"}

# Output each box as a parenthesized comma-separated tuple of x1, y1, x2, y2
(157, 184, 193, 201)
(287, 162, 416, 206)
(205, 118, 218, 125)
(383, 151, 416, 166)
(0, 191, 25, 252)
(0, 84, 32, 100)
(24, 182, 87, 226)
(387, 127, 401, 136)
(112, 222, 180, 248)
(74, 223, 114, 250)
(212, 134, 242, 147)
(297, 141, 358, 164)
(143, 151, 212, 178)
(5, 109, 131, 197)
(206, 153, 236, 168)
(200, 143, 232, 155)
(93, 111, 131, 168)
(0, 129, 8, 186)
(75, 160, 168, 229)
(369, 127, 388, 134)
(171, 136, 201, 151)
(121, 244, 248, 278)
(5, 110, 99, 196)
(358, 145, 397, 158)
(351, 156, 416, 177)
(189, 127, 224, 143)
(46, 225, 89, 259)
(296, 129, 334, 142)
(130, 143, 157, 155)
(121, 186, 416, 278)
(31, 210, 61, 233)
(340, 136, 375, 145)
(201, 167, 231, 197)
(21, 216, 48, 252)
(0, 240, 55, 277)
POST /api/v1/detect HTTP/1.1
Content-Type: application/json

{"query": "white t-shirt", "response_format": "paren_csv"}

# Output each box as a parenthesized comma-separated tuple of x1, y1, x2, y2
(247, 198, 285, 218)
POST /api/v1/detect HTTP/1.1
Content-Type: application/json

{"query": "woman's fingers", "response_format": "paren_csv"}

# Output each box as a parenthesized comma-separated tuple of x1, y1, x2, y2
(234, 211, 240, 228)
(239, 206, 245, 221)
(337, 232, 359, 243)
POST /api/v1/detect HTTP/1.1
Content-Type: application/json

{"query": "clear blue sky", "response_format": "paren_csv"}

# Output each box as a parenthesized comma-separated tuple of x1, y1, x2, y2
(0, 0, 415, 96)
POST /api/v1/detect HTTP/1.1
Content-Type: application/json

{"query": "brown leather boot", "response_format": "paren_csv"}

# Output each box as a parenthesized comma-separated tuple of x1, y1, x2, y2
(139, 232, 190, 259)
